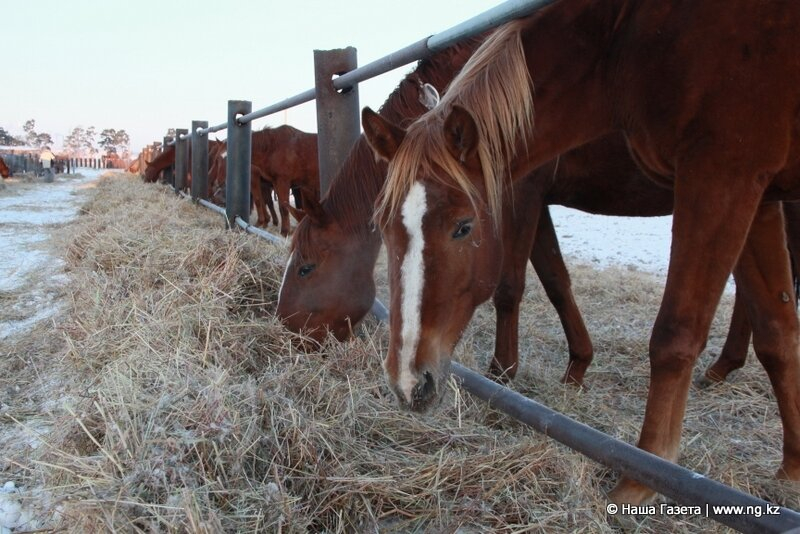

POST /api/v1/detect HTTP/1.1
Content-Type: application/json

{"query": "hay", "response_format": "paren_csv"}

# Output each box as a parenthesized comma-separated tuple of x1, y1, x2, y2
(1, 174, 798, 532)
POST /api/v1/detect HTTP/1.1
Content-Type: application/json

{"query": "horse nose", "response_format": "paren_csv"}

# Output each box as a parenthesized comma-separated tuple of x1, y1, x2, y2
(408, 371, 438, 412)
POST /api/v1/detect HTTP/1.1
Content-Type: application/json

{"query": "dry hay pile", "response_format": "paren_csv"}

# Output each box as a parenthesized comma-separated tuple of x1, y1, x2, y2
(1, 173, 798, 532)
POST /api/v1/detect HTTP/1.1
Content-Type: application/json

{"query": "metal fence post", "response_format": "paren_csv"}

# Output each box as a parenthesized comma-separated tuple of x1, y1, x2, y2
(314, 48, 360, 197)
(191, 120, 209, 201)
(162, 136, 174, 184)
(174, 128, 189, 193)
(225, 100, 252, 228)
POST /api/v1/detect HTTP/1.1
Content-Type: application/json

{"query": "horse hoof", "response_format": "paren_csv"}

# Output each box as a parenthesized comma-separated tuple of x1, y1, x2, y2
(776, 462, 800, 481)
(695, 368, 728, 388)
(608, 477, 656, 507)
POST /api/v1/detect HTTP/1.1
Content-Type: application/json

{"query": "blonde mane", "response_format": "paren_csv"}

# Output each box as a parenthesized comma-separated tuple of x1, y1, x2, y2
(377, 19, 533, 227)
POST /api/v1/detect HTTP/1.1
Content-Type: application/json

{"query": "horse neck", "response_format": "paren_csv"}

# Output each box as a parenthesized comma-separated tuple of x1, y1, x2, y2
(320, 38, 485, 240)
(509, 0, 622, 177)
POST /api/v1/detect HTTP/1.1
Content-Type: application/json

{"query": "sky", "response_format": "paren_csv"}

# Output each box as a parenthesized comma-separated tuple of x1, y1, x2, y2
(2, 0, 501, 155)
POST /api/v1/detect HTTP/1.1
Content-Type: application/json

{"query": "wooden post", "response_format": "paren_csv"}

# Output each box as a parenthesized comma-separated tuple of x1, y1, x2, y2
(313, 47, 360, 197)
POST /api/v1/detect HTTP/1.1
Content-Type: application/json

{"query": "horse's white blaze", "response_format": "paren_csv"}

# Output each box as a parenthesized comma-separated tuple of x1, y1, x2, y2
(278, 251, 294, 305)
(397, 182, 427, 403)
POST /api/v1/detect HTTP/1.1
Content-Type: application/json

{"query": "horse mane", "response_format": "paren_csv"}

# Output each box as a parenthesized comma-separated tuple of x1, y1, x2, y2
(292, 34, 488, 255)
(377, 19, 533, 228)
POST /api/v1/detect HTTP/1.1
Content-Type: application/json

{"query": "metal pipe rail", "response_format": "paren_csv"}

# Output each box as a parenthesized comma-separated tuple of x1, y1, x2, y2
(234, 216, 286, 245)
(451, 362, 800, 534)
(186, 0, 560, 134)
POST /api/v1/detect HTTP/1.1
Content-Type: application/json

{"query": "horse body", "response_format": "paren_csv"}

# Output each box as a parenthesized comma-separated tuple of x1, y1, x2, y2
(251, 125, 319, 236)
(366, 0, 800, 505)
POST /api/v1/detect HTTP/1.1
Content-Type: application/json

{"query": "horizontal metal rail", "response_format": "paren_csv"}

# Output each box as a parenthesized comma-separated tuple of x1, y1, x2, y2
(234, 215, 286, 245)
(187, 0, 559, 134)
(450, 362, 800, 534)
(197, 197, 226, 217)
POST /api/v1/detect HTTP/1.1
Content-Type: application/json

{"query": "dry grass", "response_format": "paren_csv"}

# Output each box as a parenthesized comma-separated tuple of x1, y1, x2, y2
(1, 173, 798, 532)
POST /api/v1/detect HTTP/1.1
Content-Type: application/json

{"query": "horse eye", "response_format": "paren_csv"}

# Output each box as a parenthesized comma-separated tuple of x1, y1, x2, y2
(452, 219, 473, 240)
(298, 264, 316, 278)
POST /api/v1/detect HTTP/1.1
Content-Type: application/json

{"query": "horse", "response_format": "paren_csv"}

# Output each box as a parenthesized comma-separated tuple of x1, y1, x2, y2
(207, 141, 281, 228)
(0, 156, 10, 179)
(208, 127, 317, 235)
(251, 125, 318, 236)
(143, 144, 175, 183)
(278, 30, 792, 389)
(363, 1, 800, 505)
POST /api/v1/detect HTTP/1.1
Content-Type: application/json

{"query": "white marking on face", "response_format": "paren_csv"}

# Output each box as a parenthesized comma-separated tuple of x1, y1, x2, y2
(221, 150, 227, 159)
(278, 251, 295, 305)
(397, 182, 427, 403)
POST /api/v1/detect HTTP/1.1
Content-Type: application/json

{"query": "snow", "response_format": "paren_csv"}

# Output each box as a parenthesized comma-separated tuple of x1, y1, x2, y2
(0, 170, 106, 339)
(549, 206, 737, 293)
(550, 206, 672, 274)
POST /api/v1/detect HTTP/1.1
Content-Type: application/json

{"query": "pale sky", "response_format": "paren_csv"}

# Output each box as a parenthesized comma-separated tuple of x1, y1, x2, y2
(2, 0, 500, 154)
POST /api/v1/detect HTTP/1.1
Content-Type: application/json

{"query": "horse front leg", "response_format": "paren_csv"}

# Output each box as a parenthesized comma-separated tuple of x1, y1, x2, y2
(609, 170, 766, 506)
(530, 206, 593, 386)
(273, 177, 292, 237)
(490, 203, 539, 382)
(265, 181, 279, 227)
(250, 169, 267, 227)
(732, 202, 800, 480)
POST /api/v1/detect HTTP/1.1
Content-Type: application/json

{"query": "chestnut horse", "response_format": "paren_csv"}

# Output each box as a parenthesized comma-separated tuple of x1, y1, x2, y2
(364, 1, 800, 505)
(251, 125, 318, 236)
(143, 144, 175, 183)
(207, 141, 281, 228)
(208, 127, 318, 235)
(0, 156, 10, 179)
(278, 32, 790, 388)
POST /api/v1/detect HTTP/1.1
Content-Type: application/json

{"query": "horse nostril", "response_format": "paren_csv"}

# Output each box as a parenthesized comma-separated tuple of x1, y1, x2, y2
(413, 371, 436, 404)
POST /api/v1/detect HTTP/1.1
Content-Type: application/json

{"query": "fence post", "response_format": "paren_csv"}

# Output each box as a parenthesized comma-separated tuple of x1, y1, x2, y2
(174, 128, 189, 193)
(313, 48, 360, 197)
(191, 120, 209, 201)
(162, 136, 174, 184)
(225, 100, 252, 228)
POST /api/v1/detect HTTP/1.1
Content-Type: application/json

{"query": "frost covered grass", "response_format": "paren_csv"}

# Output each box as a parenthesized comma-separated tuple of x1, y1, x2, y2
(0, 174, 797, 532)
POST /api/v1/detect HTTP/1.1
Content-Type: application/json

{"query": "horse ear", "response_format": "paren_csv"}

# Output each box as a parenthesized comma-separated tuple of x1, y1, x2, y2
(297, 189, 327, 225)
(443, 104, 479, 164)
(418, 82, 440, 110)
(288, 204, 306, 223)
(362, 107, 405, 162)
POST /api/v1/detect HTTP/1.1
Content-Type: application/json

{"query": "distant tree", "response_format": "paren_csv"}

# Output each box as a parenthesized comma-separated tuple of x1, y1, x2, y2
(98, 128, 130, 156)
(23, 119, 37, 146)
(0, 127, 23, 146)
(22, 119, 54, 149)
(84, 126, 97, 155)
(63, 126, 86, 156)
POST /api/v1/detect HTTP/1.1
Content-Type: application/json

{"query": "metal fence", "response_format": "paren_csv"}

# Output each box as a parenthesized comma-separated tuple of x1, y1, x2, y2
(148, 1, 800, 531)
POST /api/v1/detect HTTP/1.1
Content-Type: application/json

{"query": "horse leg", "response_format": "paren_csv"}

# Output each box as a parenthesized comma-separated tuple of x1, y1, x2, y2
(250, 170, 267, 227)
(731, 202, 800, 480)
(783, 201, 800, 300)
(609, 169, 766, 506)
(530, 207, 593, 386)
(700, 289, 751, 384)
(490, 192, 544, 382)
(265, 181, 279, 227)
(273, 178, 292, 237)
(704, 201, 800, 384)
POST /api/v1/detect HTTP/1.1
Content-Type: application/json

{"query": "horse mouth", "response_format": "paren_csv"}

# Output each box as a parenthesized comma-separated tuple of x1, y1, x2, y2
(393, 368, 447, 413)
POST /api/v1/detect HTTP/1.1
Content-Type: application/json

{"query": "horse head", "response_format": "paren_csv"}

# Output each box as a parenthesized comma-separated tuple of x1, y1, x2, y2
(363, 105, 502, 412)
(278, 191, 381, 343)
